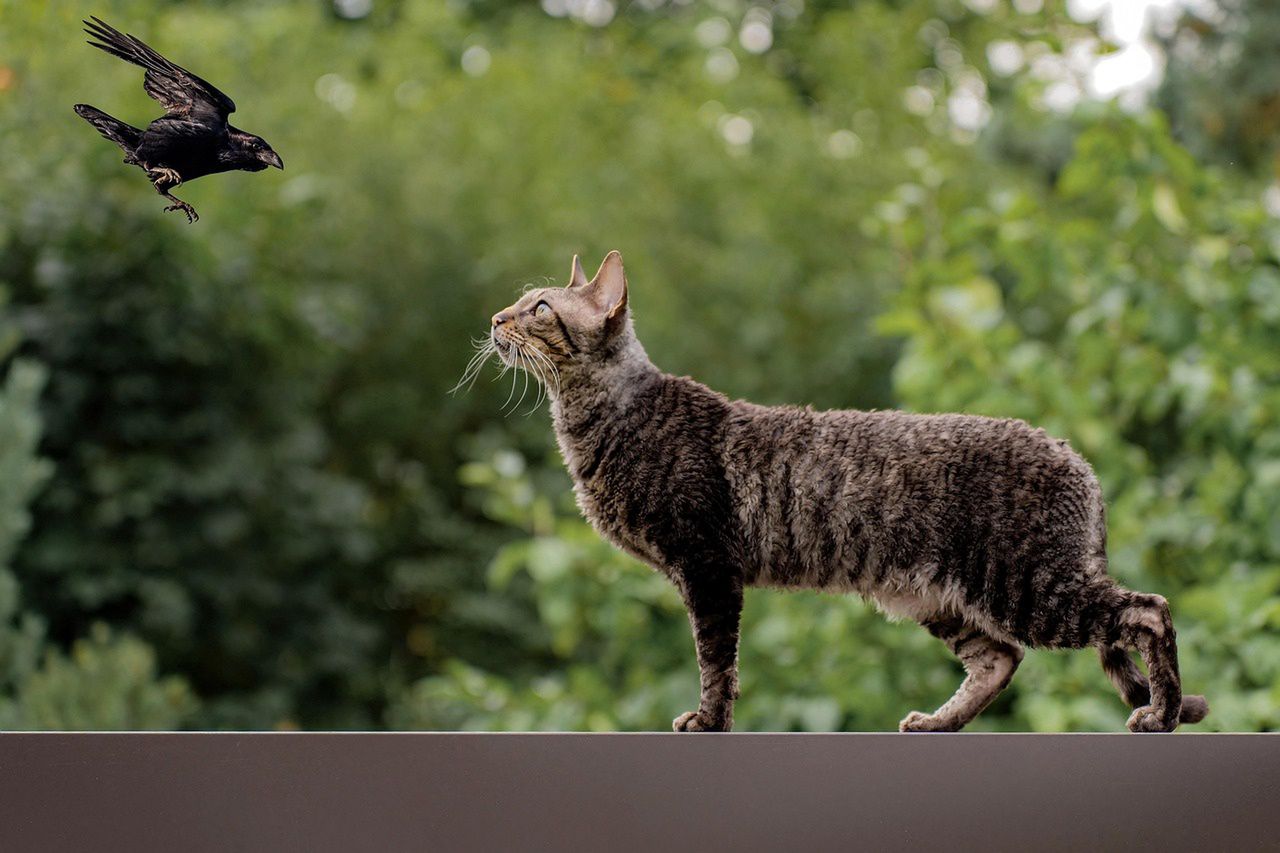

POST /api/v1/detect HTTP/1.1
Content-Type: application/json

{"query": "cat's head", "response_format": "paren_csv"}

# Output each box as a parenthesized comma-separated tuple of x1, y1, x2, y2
(473, 251, 635, 395)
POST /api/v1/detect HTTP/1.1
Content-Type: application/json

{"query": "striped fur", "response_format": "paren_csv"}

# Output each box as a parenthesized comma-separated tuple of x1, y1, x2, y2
(487, 252, 1208, 733)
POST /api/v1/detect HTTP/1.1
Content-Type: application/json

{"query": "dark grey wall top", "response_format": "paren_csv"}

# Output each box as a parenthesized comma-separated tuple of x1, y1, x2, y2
(0, 733, 1276, 852)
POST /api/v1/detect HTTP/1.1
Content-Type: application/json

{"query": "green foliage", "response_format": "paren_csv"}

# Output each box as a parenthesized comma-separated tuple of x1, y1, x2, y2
(879, 110, 1280, 731)
(0, 0, 1275, 731)
(0, 361, 52, 567)
(394, 40, 1280, 735)
(0, 361, 54, 695)
(1, 623, 196, 731)
(0, 357, 194, 729)
(1156, 0, 1280, 174)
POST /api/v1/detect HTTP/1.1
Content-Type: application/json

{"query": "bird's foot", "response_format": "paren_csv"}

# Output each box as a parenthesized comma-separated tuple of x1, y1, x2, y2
(163, 201, 199, 224)
(149, 167, 182, 188)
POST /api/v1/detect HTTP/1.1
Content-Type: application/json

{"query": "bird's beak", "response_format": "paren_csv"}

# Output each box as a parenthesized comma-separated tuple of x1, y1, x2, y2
(263, 151, 284, 170)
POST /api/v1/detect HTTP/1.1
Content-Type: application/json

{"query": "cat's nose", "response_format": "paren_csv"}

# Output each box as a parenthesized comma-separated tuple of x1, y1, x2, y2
(492, 311, 511, 327)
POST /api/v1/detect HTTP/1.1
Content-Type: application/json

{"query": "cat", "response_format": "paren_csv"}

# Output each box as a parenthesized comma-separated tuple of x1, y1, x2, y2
(474, 250, 1209, 733)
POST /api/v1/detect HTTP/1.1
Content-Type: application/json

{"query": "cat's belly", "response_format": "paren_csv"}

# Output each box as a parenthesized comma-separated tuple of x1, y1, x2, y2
(859, 569, 1016, 641)
(749, 558, 1018, 643)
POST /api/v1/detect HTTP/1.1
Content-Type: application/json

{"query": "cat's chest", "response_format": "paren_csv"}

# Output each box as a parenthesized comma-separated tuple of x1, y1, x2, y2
(555, 412, 711, 571)
(572, 478, 663, 566)
(551, 379, 737, 572)
(554, 424, 676, 569)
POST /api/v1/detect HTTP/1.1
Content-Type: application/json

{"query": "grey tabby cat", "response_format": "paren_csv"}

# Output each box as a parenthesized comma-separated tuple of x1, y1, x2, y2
(475, 251, 1208, 733)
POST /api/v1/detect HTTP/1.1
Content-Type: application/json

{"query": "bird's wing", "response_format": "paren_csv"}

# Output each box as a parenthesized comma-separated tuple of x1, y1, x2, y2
(83, 16, 236, 122)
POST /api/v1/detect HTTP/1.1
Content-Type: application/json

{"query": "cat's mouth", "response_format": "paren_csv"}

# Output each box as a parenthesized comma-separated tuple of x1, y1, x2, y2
(492, 330, 515, 364)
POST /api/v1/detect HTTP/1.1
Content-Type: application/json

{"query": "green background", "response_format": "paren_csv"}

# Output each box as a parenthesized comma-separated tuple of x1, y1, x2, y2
(0, 0, 1276, 731)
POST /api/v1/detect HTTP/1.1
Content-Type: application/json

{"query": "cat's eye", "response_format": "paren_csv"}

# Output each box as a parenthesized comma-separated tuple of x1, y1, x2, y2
(534, 301, 552, 318)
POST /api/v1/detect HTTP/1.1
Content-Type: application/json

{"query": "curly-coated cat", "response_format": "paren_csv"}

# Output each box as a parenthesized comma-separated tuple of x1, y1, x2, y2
(476, 251, 1208, 733)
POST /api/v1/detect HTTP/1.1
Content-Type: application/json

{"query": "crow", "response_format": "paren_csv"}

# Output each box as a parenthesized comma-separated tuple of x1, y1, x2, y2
(74, 16, 283, 223)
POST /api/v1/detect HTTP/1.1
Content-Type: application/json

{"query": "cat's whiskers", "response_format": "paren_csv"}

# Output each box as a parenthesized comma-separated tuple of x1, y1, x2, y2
(519, 277, 554, 296)
(519, 349, 541, 414)
(515, 348, 540, 414)
(516, 350, 533, 414)
(452, 344, 487, 391)
(494, 332, 561, 416)
(503, 346, 534, 416)
(523, 345, 561, 407)
(451, 311, 561, 413)
(525, 351, 555, 415)
(450, 335, 501, 395)
(499, 346, 523, 411)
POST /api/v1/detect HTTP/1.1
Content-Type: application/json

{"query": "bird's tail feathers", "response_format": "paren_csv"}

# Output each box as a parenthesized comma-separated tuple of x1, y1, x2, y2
(74, 104, 142, 154)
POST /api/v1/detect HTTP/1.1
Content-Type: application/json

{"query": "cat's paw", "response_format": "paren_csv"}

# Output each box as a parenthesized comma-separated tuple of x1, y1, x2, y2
(672, 710, 728, 732)
(1126, 705, 1176, 733)
(898, 710, 957, 732)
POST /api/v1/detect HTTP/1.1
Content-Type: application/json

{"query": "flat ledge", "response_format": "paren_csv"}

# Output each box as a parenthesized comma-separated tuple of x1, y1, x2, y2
(0, 733, 1276, 852)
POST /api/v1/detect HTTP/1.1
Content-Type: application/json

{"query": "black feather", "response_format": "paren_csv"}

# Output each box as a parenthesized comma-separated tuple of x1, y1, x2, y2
(74, 17, 282, 222)
(83, 16, 236, 119)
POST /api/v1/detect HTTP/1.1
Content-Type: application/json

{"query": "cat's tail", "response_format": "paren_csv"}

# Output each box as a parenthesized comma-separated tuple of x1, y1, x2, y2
(1098, 645, 1209, 724)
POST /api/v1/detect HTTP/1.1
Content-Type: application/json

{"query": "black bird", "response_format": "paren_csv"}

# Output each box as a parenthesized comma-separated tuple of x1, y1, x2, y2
(74, 16, 283, 223)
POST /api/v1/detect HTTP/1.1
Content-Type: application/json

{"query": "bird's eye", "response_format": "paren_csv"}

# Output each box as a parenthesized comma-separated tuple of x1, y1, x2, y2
(534, 301, 552, 318)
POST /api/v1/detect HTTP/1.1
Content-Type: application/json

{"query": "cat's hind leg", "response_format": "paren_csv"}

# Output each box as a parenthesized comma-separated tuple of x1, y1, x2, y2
(899, 617, 1023, 733)
(1099, 646, 1209, 725)
(1116, 593, 1181, 732)
(1095, 590, 1200, 732)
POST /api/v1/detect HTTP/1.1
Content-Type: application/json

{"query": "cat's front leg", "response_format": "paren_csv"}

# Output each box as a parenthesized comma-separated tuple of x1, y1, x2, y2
(673, 569, 743, 732)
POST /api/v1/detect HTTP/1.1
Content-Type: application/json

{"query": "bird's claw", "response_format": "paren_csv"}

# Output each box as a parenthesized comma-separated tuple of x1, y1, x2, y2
(163, 201, 199, 223)
(149, 167, 182, 188)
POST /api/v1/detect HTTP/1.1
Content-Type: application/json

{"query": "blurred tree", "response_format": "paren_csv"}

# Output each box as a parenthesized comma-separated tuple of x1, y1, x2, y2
(879, 110, 1280, 730)
(397, 111, 1280, 732)
(5, 623, 196, 731)
(0, 0, 1274, 732)
(0, 359, 55, 704)
(0, 357, 193, 729)
(1156, 0, 1280, 174)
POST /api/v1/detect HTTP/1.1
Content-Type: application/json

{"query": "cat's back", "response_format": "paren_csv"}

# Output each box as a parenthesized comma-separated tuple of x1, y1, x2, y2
(723, 403, 1097, 507)
(722, 403, 1105, 593)
(726, 403, 1072, 460)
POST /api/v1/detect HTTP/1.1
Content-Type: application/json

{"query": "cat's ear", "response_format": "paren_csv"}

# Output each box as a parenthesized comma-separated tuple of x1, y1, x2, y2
(568, 254, 589, 290)
(589, 250, 628, 321)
